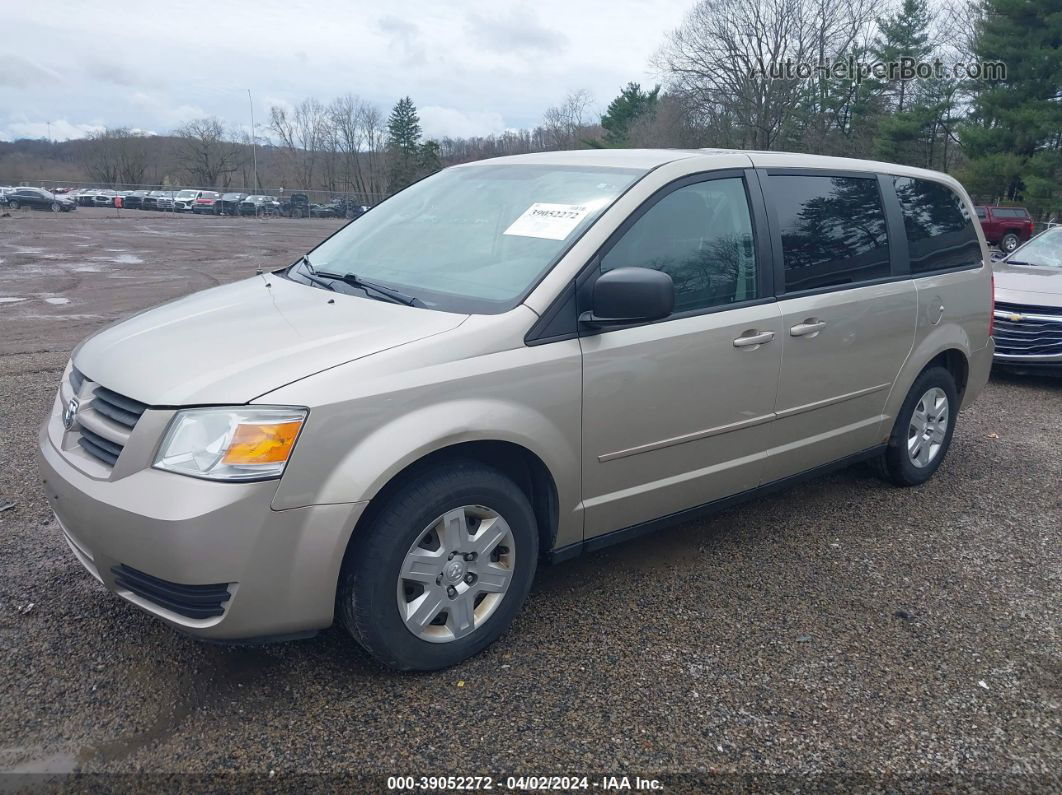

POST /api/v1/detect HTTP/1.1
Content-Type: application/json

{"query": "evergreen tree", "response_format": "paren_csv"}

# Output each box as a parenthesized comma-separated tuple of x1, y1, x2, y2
(961, 0, 1062, 213)
(600, 82, 661, 147)
(387, 96, 422, 191)
(871, 0, 933, 113)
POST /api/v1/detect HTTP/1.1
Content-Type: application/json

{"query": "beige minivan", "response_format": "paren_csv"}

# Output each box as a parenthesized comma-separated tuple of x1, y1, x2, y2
(38, 150, 994, 670)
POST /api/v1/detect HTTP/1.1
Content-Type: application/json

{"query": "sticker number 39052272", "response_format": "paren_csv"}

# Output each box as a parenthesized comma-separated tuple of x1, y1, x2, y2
(503, 202, 593, 241)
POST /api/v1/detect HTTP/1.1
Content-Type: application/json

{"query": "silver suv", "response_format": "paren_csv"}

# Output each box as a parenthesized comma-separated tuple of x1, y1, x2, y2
(38, 150, 994, 670)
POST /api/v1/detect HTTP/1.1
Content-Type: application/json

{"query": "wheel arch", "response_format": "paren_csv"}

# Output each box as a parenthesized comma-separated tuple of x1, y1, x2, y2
(347, 440, 561, 563)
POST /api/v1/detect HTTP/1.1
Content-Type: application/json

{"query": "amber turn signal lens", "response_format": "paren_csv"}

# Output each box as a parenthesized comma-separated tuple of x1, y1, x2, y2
(222, 420, 303, 465)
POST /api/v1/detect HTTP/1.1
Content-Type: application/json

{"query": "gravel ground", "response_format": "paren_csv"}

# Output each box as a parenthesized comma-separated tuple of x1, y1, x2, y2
(0, 208, 1059, 790)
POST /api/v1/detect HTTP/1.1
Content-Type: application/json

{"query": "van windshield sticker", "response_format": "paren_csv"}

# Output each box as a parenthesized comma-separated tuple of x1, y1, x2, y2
(503, 202, 593, 240)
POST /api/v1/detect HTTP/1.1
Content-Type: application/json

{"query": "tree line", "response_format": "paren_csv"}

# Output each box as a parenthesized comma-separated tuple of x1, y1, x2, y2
(1, 0, 1056, 216)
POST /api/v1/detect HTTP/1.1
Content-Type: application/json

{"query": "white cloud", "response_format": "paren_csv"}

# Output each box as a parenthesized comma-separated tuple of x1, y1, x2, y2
(0, 119, 104, 141)
(419, 106, 507, 139)
(0, 0, 694, 140)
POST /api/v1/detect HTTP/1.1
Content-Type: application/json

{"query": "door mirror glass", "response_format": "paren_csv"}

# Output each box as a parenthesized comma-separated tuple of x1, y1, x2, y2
(583, 267, 674, 327)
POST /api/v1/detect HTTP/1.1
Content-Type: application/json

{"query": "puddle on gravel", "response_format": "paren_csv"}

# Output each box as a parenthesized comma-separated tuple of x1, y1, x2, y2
(1, 647, 281, 773)
(73, 647, 280, 769)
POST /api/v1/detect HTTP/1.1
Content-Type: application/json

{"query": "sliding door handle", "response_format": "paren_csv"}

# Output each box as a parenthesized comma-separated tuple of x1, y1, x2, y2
(790, 319, 827, 337)
(733, 330, 775, 348)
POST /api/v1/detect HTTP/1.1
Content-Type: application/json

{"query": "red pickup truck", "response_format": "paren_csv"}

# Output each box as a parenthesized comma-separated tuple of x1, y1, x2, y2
(974, 205, 1034, 253)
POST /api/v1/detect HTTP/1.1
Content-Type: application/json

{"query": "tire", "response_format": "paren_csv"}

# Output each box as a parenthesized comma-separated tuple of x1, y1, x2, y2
(1001, 232, 1020, 253)
(873, 366, 958, 487)
(50, 202, 60, 212)
(338, 459, 539, 671)
(8, 200, 18, 210)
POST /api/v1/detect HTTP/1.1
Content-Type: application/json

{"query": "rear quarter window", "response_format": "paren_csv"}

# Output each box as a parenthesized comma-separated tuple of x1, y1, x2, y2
(894, 177, 982, 274)
(771, 174, 891, 292)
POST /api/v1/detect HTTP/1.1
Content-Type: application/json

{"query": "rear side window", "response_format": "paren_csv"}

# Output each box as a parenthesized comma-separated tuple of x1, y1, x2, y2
(992, 207, 1028, 219)
(975, 207, 987, 219)
(771, 174, 891, 292)
(601, 177, 758, 313)
(894, 177, 982, 274)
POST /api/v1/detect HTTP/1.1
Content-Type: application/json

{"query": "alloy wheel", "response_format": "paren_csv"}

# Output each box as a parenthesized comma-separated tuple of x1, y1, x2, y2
(396, 505, 515, 643)
(907, 387, 949, 468)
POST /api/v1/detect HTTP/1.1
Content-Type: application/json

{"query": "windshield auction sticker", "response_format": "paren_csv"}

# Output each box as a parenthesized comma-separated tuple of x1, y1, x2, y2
(503, 203, 593, 240)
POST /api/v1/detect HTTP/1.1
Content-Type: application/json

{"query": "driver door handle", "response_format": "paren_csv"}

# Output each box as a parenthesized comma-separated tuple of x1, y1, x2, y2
(733, 330, 775, 348)
(790, 319, 827, 337)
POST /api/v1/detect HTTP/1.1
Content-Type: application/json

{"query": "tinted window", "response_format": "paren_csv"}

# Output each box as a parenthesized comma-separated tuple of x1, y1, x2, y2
(975, 207, 987, 219)
(993, 207, 1027, 219)
(772, 175, 891, 291)
(601, 178, 758, 313)
(894, 177, 982, 274)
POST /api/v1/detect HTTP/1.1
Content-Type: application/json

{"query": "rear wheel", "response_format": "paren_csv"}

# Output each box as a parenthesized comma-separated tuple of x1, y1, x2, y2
(1001, 232, 1020, 253)
(8, 200, 18, 210)
(873, 366, 958, 486)
(338, 459, 538, 671)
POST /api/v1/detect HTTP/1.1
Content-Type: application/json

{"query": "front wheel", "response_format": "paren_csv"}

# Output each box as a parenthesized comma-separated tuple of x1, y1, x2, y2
(8, 200, 18, 210)
(873, 366, 958, 487)
(338, 459, 538, 671)
(1001, 232, 1020, 253)
(50, 202, 60, 212)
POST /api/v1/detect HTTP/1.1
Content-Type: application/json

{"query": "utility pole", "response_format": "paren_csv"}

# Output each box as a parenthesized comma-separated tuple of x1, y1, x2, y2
(248, 89, 259, 193)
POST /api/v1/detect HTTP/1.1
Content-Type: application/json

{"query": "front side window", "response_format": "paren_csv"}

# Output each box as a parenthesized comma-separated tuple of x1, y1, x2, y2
(600, 178, 757, 313)
(894, 177, 982, 273)
(772, 174, 891, 292)
(308, 164, 643, 313)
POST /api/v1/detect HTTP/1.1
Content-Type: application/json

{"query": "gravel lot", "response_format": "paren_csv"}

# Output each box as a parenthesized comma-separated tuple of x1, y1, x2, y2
(0, 207, 1059, 789)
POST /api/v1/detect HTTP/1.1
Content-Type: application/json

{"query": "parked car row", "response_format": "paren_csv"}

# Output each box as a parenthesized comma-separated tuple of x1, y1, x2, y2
(0, 186, 77, 212)
(21, 187, 372, 218)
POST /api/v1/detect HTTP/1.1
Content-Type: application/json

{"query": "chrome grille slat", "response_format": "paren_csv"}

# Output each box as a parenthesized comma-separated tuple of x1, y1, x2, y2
(993, 302, 1062, 357)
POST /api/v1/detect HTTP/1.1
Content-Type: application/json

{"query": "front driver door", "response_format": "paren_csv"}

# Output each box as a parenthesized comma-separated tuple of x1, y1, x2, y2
(579, 172, 783, 538)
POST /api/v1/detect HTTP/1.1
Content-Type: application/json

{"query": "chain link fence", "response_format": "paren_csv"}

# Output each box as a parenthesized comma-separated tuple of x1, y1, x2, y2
(1, 178, 390, 218)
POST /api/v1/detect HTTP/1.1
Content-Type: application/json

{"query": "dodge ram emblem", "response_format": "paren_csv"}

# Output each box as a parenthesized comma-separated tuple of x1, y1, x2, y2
(63, 397, 80, 430)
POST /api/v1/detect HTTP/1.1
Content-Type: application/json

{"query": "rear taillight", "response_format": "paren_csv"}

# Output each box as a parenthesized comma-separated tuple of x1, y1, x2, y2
(989, 272, 995, 337)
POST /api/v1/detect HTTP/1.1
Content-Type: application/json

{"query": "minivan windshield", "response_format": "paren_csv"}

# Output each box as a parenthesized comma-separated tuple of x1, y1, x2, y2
(305, 163, 644, 313)
(1007, 227, 1062, 268)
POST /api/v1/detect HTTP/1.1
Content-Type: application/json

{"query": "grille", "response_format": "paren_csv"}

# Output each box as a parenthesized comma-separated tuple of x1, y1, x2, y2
(65, 370, 149, 467)
(77, 427, 123, 466)
(994, 301, 1062, 357)
(93, 386, 148, 429)
(111, 564, 231, 619)
(69, 367, 85, 394)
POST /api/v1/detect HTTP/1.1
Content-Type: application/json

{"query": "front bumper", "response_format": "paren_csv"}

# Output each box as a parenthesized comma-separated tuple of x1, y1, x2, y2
(37, 399, 366, 640)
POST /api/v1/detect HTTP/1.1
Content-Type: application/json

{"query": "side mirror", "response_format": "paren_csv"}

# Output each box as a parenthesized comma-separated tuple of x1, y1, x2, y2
(990, 250, 1006, 261)
(581, 267, 674, 328)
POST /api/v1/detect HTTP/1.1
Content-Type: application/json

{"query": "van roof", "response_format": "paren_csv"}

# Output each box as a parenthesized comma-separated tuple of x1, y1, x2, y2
(467, 148, 960, 186)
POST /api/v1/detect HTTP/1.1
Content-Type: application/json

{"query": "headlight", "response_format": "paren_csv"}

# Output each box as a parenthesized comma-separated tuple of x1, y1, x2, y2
(154, 407, 307, 481)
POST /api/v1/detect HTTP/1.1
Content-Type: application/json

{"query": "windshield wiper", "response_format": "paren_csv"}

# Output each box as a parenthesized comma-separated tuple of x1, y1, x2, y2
(292, 255, 337, 291)
(314, 270, 420, 307)
(1005, 259, 1035, 266)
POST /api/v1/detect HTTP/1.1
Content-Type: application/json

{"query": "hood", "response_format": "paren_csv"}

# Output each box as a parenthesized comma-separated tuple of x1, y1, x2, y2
(73, 275, 467, 405)
(993, 260, 1062, 308)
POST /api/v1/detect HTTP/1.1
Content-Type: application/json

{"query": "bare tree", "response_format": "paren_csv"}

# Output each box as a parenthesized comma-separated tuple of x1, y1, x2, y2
(655, 0, 874, 150)
(328, 94, 388, 202)
(269, 98, 329, 190)
(541, 89, 596, 150)
(81, 128, 149, 187)
(173, 118, 241, 187)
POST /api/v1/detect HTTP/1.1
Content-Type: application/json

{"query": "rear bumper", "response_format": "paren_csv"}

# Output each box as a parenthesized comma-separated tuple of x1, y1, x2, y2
(37, 417, 366, 640)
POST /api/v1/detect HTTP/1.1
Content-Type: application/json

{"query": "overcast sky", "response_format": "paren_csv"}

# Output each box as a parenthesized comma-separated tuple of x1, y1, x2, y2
(1, 0, 694, 143)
